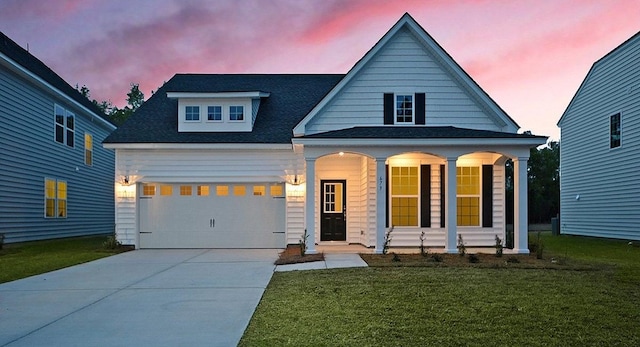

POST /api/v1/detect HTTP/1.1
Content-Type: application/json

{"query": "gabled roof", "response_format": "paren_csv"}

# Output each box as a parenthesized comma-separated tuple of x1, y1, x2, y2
(103, 74, 343, 144)
(292, 13, 520, 136)
(0, 31, 114, 127)
(558, 31, 640, 126)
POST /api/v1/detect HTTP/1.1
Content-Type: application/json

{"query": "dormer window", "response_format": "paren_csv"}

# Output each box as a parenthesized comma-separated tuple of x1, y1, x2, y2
(185, 106, 200, 121)
(395, 95, 414, 124)
(230, 106, 244, 121)
(208, 106, 222, 121)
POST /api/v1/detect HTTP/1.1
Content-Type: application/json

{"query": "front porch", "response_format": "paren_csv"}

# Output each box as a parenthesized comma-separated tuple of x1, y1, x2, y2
(291, 138, 536, 255)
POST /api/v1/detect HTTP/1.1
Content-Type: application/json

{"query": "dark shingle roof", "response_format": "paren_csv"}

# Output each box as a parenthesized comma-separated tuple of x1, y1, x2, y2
(103, 74, 344, 144)
(300, 126, 546, 140)
(0, 31, 112, 124)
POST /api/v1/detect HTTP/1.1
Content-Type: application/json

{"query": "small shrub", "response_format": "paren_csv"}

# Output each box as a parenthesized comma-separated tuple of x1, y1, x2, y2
(494, 235, 504, 258)
(382, 226, 394, 255)
(419, 231, 428, 257)
(431, 254, 443, 262)
(299, 229, 308, 257)
(392, 252, 401, 262)
(457, 234, 466, 257)
(506, 256, 520, 264)
(102, 235, 121, 250)
(533, 232, 544, 259)
(468, 254, 479, 263)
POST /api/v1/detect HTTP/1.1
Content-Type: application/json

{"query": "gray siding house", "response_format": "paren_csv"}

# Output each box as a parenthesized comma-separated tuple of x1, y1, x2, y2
(0, 32, 117, 243)
(558, 31, 640, 241)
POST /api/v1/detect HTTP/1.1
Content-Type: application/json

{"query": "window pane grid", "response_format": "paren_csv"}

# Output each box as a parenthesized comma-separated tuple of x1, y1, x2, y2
(143, 185, 156, 196)
(185, 106, 200, 121)
(390, 166, 419, 226)
(230, 106, 244, 121)
(396, 95, 413, 123)
(180, 185, 192, 196)
(207, 106, 222, 121)
(610, 113, 621, 148)
(197, 185, 209, 196)
(456, 166, 480, 226)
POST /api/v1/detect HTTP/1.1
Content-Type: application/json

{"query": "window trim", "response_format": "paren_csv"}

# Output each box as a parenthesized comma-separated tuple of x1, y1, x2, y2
(229, 105, 245, 122)
(84, 133, 93, 166)
(610, 112, 621, 149)
(394, 94, 415, 125)
(185, 105, 201, 122)
(207, 105, 223, 122)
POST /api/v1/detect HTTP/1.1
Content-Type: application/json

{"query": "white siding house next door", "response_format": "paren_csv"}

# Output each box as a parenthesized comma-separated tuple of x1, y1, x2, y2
(138, 183, 285, 248)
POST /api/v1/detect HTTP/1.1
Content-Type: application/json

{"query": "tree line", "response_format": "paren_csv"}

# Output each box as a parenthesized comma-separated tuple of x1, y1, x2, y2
(76, 83, 144, 126)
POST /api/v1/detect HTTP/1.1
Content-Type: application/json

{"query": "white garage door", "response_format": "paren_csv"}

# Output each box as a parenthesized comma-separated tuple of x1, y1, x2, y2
(139, 183, 286, 248)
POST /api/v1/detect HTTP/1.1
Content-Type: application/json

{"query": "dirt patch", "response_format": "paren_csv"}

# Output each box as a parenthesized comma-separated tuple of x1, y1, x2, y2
(275, 245, 324, 265)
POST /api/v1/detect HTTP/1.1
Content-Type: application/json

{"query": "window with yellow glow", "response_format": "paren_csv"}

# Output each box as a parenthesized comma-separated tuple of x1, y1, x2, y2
(216, 185, 229, 196)
(233, 185, 246, 196)
(457, 166, 480, 226)
(180, 185, 192, 196)
(197, 185, 209, 196)
(84, 133, 93, 166)
(143, 185, 156, 196)
(253, 185, 266, 196)
(270, 184, 283, 197)
(44, 178, 66, 218)
(160, 185, 173, 196)
(391, 166, 419, 226)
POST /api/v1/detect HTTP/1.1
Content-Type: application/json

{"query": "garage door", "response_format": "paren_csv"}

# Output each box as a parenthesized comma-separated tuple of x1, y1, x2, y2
(139, 183, 286, 248)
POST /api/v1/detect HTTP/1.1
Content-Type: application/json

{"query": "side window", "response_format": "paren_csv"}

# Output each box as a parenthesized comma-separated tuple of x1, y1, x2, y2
(66, 110, 75, 147)
(85, 133, 93, 166)
(44, 178, 66, 218)
(54, 105, 65, 144)
(610, 113, 621, 149)
(54, 104, 74, 147)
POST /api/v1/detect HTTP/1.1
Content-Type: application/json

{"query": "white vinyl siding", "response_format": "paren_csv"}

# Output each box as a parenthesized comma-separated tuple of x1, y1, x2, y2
(305, 27, 499, 134)
(559, 33, 640, 240)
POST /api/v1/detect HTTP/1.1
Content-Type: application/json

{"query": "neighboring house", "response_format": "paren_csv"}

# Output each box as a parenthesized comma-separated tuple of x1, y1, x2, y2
(0, 32, 117, 243)
(557, 31, 640, 241)
(104, 13, 546, 253)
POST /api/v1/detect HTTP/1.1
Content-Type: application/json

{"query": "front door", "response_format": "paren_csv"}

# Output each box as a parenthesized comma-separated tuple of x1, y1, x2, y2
(320, 180, 347, 241)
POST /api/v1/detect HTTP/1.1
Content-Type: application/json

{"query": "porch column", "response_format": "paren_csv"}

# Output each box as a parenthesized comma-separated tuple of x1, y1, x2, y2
(374, 157, 387, 254)
(513, 157, 529, 254)
(305, 158, 317, 254)
(444, 157, 458, 253)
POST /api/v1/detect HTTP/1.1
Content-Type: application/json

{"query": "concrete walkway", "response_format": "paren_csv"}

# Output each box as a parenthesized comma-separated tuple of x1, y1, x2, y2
(0, 249, 368, 347)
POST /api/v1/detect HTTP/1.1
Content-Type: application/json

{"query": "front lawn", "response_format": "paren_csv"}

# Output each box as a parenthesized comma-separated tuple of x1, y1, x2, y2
(240, 233, 640, 346)
(0, 235, 131, 284)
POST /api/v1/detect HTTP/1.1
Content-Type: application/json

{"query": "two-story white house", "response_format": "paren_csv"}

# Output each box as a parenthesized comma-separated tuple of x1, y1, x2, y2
(104, 13, 546, 253)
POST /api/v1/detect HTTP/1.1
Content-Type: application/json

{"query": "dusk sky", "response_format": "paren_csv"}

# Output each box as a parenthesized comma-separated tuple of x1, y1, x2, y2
(1, 0, 639, 141)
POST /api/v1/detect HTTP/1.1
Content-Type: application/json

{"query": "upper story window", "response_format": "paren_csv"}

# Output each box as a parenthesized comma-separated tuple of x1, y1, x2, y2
(207, 106, 222, 121)
(185, 106, 200, 121)
(229, 106, 244, 121)
(84, 133, 93, 166)
(54, 104, 74, 147)
(395, 95, 414, 124)
(610, 113, 621, 149)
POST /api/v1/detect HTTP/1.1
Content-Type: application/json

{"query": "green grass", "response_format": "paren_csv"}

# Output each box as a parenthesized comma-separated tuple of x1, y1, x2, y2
(0, 235, 129, 284)
(241, 233, 640, 346)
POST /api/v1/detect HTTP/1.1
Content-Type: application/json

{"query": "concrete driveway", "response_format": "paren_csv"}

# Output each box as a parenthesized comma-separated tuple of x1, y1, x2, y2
(0, 249, 279, 347)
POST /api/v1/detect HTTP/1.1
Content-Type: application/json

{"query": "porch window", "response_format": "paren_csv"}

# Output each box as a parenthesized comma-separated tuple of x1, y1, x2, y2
(457, 166, 480, 226)
(391, 166, 419, 226)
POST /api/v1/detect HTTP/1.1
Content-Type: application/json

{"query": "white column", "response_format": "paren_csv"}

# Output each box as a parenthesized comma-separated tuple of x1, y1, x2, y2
(513, 157, 529, 254)
(374, 158, 387, 254)
(305, 158, 317, 254)
(444, 157, 458, 253)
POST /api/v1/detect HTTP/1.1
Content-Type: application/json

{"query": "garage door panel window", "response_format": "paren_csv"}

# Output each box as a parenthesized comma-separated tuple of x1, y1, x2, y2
(180, 185, 192, 196)
(143, 185, 156, 196)
(270, 184, 283, 197)
(233, 185, 246, 196)
(253, 185, 266, 196)
(160, 185, 173, 196)
(216, 185, 229, 196)
(197, 185, 209, 196)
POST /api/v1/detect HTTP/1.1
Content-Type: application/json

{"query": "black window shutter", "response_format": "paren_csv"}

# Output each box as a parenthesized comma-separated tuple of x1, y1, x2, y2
(385, 164, 390, 228)
(420, 165, 431, 227)
(482, 165, 493, 228)
(440, 164, 445, 228)
(383, 93, 394, 125)
(415, 93, 425, 125)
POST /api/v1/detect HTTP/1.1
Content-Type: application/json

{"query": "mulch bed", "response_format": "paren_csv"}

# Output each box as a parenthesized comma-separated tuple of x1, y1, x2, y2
(275, 245, 325, 265)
